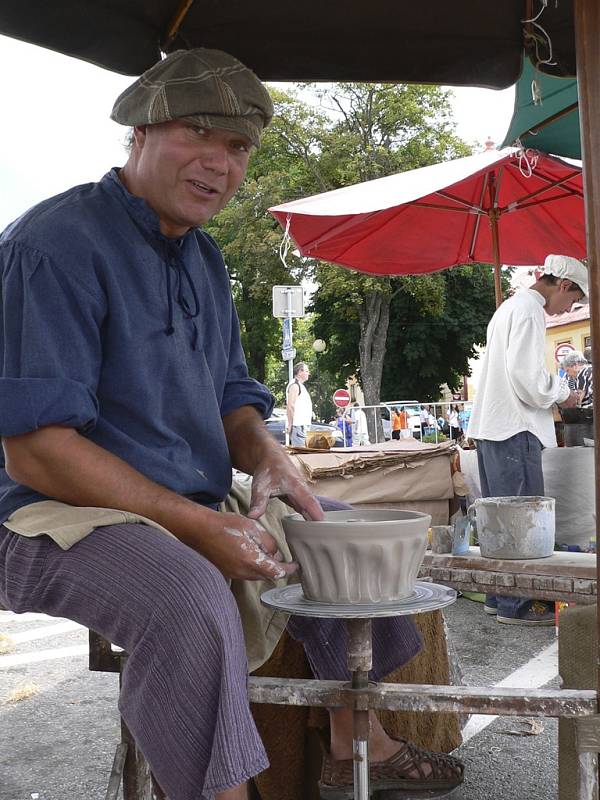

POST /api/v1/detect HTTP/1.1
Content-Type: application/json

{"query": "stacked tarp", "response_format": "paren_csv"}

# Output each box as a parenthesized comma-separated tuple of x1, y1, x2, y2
(290, 439, 455, 525)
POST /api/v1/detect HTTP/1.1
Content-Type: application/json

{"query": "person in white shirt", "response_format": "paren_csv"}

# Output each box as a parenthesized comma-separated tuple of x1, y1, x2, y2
(286, 362, 313, 446)
(467, 254, 587, 626)
(351, 402, 370, 446)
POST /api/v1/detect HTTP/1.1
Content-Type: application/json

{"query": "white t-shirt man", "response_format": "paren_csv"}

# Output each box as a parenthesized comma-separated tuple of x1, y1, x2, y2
(286, 362, 313, 446)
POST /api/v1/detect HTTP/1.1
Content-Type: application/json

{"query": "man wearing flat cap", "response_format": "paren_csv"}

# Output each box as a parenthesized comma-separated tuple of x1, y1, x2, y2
(0, 50, 463, 800)
(468, 254, 587, 626)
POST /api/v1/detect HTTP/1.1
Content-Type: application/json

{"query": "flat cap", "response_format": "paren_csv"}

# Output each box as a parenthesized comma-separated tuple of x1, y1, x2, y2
(111, 48, 273, 147)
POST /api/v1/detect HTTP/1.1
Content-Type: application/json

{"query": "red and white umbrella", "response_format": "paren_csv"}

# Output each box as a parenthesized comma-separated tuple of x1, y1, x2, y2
(270, 146, 585, 306)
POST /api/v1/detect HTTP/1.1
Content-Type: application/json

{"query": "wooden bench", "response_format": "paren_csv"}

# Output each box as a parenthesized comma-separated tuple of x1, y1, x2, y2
(419, 547, 597, 604)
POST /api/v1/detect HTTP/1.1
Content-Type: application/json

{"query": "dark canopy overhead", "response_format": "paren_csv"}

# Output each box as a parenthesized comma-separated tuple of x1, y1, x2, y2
(0, 1, 575, 85)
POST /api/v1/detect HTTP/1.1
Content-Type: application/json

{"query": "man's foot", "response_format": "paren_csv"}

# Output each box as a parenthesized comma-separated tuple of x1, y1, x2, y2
(496, 600, 555, 626)
(319, 737, 464, 799)
(483, 596, 498, 615)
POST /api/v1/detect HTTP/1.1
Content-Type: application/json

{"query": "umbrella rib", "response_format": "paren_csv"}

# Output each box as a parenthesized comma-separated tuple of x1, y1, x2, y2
(298, 210, 383, 253)
(512, 191, 583, 213)
(433, 190, 485, 213)
(467, 172, 492, 262)
(411, 201, 480, 214)
(523, 101, 579, 138)
(497, 171, 584, 213)
(162, 0, 196, 50)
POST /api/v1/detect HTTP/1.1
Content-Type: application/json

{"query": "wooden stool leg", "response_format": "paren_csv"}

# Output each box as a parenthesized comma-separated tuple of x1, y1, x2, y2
(105, 742, 128, 800)
(119, 657, 154, 800)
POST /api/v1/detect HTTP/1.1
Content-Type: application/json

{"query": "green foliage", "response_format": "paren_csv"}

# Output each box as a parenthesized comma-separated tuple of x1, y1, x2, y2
(422, 433, 447, 443)
(313, 264, 509, 402)
(264, 315, 340, 421)
(204, 82, 477, 395)
(381, 264, 511, 400)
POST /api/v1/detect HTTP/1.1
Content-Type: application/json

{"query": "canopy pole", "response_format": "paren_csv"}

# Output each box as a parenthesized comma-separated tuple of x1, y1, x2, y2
(574, 0, 600, 708)
(486, 171, 503, 308)
(489, 210, 503, 308)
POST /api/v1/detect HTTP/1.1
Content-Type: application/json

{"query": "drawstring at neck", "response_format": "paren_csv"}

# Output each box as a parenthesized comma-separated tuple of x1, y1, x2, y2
(125, 208, 201, 350)
(163, 240, 201, 349)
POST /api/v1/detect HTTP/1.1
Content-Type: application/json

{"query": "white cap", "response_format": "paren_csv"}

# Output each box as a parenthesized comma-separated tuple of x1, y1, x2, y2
(542, 254, 588, 303)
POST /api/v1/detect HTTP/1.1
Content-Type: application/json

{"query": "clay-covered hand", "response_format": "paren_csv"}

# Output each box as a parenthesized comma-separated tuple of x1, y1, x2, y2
(248, 453, 324, 522)
(558, 390, 579, 408)
(201, 511, 298, 581)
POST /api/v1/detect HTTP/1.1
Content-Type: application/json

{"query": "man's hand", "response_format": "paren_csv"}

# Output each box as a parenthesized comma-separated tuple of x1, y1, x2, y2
(224, 406, 325, 522)
(248, 453, 324, 522)
(200, 511, 298, 581)
(558, 390, 579, 408)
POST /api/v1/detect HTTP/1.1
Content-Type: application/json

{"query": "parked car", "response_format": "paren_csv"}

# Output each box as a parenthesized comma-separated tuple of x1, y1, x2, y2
(264, 416, 343, 446)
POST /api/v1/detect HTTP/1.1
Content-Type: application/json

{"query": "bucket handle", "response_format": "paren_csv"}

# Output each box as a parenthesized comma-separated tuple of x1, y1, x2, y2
(466, 501, 477, 523)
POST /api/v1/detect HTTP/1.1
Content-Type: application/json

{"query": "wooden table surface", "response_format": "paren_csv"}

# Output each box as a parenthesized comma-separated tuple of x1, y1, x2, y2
(419, 547, 597, 603)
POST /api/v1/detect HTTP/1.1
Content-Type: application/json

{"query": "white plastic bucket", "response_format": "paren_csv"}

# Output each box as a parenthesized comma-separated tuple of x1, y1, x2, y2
(468, 496, 555, 560)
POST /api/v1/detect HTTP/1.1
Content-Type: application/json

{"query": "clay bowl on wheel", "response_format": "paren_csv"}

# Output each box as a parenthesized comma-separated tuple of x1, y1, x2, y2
(282, 509, 431, 604)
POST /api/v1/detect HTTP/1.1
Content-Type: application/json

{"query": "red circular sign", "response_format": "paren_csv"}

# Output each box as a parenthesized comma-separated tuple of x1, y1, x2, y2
(333, 388, 351, 408)
(555, 342, 575, 362)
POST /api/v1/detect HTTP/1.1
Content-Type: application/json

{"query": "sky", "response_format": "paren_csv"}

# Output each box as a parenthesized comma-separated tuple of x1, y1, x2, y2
(0, 34, 517, 231)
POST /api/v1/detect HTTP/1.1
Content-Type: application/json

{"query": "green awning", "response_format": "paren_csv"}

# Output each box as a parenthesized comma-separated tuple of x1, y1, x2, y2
(502, 58, 580, 159)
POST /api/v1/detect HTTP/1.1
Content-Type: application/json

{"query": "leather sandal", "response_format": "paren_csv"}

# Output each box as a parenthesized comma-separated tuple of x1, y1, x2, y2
(319, 736, 464, 799)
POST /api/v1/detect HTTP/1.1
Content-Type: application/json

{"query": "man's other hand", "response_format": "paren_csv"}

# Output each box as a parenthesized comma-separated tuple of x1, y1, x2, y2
(202, 511, 297, 581)
(558, 390, 580, 408)
(248, 454, 325, 522)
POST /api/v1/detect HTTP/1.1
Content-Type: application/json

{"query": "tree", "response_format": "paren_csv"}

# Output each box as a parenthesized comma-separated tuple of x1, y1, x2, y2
(204, 88, 329, 383)
(206, 83, 471, 396)
(300, 82, 471, 403)
(312, 264, 510, 402)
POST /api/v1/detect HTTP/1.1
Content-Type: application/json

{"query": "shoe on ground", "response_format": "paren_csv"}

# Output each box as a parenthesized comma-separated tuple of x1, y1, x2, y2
(483, 596, 498, 615)
(496, 600, 555, 626)
(319, 736, 464, 799)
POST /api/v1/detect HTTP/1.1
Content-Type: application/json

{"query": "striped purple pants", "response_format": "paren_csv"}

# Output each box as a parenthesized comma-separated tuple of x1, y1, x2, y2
(0, 518, 421, 799)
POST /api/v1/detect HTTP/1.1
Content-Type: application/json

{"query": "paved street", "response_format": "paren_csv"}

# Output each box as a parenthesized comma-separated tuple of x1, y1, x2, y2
(0, 597, 560, 800)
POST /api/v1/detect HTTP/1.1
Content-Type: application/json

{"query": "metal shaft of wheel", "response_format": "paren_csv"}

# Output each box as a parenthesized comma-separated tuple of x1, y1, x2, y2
(347, 619, 373, 800)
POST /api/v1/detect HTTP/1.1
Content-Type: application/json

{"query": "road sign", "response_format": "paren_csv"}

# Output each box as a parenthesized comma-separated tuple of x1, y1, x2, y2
(282, 347, 296, 361)
(333, 388, 351, 408)
(555, 342, 576, 362)
(272, 285, 305, 318)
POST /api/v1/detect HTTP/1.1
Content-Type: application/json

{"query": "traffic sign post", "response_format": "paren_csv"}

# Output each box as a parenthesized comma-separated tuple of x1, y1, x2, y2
(333, 389, 351, 408)
(555, 342, 576, 362)
(333, 389, 351, 449)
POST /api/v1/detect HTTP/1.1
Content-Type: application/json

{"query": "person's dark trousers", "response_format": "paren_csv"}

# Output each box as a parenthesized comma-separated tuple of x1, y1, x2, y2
(476, 431, 545, 618)
(392, 430, 401, 440)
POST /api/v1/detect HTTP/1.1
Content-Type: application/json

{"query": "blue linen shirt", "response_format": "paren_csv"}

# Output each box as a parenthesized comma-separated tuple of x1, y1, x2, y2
(0, 169, 274, 522)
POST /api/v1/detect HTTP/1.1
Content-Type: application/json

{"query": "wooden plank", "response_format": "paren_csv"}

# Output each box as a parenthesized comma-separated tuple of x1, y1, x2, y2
(419, 545, 598, 603)
(248, 677, 597, 717)
(417, 567, 595, 604)
(423, 548, 596, 579)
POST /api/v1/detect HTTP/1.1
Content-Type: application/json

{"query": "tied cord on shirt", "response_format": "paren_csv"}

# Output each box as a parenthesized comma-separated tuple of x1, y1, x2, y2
(128, 215, 201, 350)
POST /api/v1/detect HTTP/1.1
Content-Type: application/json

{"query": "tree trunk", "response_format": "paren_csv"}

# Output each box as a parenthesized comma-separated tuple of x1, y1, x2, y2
(358, 291, 391, 442)
(239, 285, 267, 384)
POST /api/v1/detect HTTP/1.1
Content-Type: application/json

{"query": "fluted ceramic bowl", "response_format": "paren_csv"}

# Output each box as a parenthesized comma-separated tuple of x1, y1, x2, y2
(282, 509, 431, 604)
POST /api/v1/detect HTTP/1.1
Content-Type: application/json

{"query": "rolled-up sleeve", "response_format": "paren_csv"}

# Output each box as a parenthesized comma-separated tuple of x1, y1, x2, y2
(220, 301, 275, 420)
(0, 241, 103, 437)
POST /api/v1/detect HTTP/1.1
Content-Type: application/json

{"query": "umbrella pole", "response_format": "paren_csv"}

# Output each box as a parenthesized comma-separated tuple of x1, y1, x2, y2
(575, 0, 600, 727)
(489, 210, 503, 308)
